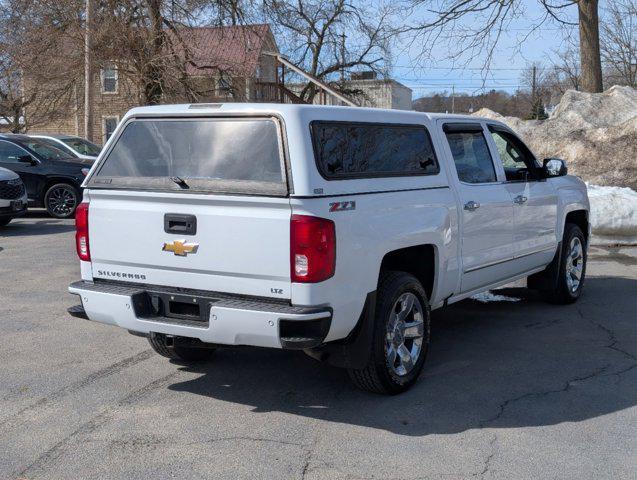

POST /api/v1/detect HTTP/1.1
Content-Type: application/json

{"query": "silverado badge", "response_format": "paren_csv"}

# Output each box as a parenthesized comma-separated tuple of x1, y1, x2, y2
(162, 240, 199, 257)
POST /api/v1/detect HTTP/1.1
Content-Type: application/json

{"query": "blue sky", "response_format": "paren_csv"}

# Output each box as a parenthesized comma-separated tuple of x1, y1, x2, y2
(390, 0, 581, 97)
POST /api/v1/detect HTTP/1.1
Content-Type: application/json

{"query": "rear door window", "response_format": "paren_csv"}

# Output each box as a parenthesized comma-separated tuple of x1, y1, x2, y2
(90, 118, 286, 195)
(311, 121, 439, 179)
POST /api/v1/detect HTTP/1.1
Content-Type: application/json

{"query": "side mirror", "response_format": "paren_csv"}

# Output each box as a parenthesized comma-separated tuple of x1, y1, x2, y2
(18, 155, 38, 166)
(543, 158, 567, 177)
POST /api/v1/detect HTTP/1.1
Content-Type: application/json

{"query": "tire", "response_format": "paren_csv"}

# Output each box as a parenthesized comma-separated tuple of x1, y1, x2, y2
(545, 223, 587, 304)
(148, 333, 215, 362)
(348, 271, 431, 394)
(44, 183, 79, 219)
(0, 218, 11, 227)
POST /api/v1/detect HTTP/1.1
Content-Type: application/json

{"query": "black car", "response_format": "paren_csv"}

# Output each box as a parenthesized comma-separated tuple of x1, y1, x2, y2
(0, 134, 92, 218)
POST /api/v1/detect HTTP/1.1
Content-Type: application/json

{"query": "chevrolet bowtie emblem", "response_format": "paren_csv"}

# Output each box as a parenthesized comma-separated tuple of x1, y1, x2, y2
(162, 240, 199, 257)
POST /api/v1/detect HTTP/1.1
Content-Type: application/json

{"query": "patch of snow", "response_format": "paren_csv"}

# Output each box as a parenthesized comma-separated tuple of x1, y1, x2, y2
(587, 184, 637, 246)
(471, 291, 521, 303)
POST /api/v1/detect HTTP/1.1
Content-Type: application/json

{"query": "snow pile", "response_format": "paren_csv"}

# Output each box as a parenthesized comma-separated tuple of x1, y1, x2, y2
(471, 291, 521, 303)
(587, 184, 637, 245)
(473, 86, 637, 190)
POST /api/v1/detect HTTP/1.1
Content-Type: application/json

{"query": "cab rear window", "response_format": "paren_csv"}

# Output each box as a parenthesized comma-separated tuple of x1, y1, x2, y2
(311, 121, 439, 179)
(90, 118, 286, 195)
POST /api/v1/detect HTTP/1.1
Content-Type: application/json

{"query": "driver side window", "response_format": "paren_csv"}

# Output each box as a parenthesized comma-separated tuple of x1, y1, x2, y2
(489, 129, 538, 182)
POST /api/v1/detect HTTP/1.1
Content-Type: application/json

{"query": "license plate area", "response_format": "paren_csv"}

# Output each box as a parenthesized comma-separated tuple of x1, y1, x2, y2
(132, 291, 212, 327)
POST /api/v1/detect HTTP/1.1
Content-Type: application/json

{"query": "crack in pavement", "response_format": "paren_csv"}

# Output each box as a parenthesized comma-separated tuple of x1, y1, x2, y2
(299, 388, 343, 480)
(14, 371, 179, 479)
(577, 306, 637, 383)
(469, 303, 637, 478)
(472, 433, 497, 479)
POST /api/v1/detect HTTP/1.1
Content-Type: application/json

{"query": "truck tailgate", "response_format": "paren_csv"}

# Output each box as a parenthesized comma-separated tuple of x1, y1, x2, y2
(87, 189, 292, 299)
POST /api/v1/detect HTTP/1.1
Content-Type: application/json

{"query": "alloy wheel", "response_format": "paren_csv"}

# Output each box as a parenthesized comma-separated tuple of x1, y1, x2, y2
(48, 186, 77, 217)
(385, 292, 425, 377)
(565, 237, 584, 293)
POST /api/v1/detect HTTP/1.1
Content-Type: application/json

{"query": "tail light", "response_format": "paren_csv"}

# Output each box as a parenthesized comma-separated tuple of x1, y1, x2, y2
(75, 202, 90, 261)
(290, 214, 336, 283)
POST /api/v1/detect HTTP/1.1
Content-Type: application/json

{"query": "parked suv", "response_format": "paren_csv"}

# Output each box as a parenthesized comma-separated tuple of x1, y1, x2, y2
(0, 166, 27, 226)
(31, 134, 101, 161)
(0, 134, 90, 218)
(68, 104, 590, 394)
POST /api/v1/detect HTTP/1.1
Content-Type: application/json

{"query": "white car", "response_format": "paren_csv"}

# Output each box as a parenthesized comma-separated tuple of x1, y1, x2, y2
(30, 135, 101, 161)
(68, 104, 590, 394)
(0, 166, 27, 226)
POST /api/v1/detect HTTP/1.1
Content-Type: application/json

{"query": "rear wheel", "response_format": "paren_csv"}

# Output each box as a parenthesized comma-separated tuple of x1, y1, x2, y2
(45, 183, 79, 218)
(148, 333, 215, 362)
(348, 271, 431, 394)
(545, 223, 587, 304)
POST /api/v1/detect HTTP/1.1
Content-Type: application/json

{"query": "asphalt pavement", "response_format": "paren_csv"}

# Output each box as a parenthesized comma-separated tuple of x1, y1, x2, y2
(1, 212, 636, 479)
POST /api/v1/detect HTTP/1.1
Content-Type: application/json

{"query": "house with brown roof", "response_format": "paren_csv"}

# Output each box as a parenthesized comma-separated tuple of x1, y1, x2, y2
(26, 24, 284, 144)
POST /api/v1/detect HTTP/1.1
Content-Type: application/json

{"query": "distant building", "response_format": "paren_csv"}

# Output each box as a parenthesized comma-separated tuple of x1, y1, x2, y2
(346, 71, 412, 110)
(290, 71, 412, 110)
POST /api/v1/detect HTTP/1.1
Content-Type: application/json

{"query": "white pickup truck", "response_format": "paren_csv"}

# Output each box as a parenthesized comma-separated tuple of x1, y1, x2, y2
(68, 104, 590, 394)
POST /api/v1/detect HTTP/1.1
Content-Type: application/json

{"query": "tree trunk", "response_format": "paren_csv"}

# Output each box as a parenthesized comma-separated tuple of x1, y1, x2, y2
(578, 0, 603, 92)
(144, 0, 165, 105)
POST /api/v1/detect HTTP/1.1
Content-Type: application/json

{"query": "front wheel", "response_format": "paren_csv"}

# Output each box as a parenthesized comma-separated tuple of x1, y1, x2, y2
(0, 218, 11, 227)
(348, 271, 431, 394)
(148, 333, 215, 362)
(44, 183, 79, 219)
(545, 223, 587, 304)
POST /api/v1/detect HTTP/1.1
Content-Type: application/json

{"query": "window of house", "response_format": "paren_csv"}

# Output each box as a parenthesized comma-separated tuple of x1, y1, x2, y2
(217, 77, 233, 95)
(101, 65, 118, 93)
(311, 121, 439, 179)
(103, 117, 119, 143)
(444, 127, 497, 184)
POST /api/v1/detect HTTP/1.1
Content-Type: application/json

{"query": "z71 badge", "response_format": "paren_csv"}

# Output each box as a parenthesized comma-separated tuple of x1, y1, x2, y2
(329, 201, 356, 212)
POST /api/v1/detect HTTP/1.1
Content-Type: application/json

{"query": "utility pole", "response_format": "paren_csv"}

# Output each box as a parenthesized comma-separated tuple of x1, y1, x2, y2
(84, 0, 93, 142)
(451, 85, 455, 114)
(531, 65, 537, 100)
(531, 64, 538, 119)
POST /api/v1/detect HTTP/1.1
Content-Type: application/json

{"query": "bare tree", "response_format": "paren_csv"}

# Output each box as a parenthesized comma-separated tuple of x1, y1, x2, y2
(263, 0, 392, 102)
(402, 0, 604, 93)
(0, 0, 82, 132)
(600, 0, 637, 87)
(548, 43, 582, 92)
(92, 0, 247, 105)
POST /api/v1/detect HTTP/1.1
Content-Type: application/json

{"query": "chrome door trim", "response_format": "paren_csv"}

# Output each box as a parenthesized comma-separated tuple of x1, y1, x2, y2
(463, 245, 557, 273)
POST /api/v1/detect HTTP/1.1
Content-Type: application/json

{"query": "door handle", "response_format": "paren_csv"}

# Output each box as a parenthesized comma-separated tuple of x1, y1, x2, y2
(513, 195, 528, 205)
(464, 201, 480, 212)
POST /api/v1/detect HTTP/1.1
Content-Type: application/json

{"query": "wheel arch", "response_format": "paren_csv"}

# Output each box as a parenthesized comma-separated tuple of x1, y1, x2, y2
(43, 176, 82, 196)
(378, 244, 438, 301)
(564, 209, 590, 244)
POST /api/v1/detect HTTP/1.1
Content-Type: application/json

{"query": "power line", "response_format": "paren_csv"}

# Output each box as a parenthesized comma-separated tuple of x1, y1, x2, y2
(392, 65, 532, 71)
(399, 77, 520, 81)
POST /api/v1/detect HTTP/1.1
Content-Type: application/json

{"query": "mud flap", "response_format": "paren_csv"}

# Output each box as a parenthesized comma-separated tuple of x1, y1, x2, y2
(304, 291, 376, 370)
(527, 241, 562, 291)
